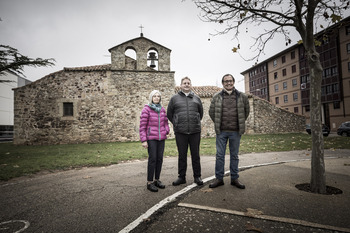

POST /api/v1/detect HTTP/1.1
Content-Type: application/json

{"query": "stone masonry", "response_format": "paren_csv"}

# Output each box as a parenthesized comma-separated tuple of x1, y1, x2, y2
(13, 35, 305, 145)
(245, 95, 305, 134)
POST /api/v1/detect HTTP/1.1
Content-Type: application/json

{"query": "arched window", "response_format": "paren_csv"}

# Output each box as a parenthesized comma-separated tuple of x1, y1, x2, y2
(125, 47, 137, 69)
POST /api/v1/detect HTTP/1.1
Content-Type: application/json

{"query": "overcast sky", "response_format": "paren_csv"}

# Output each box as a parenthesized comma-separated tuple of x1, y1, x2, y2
(1, 0, 346, 92)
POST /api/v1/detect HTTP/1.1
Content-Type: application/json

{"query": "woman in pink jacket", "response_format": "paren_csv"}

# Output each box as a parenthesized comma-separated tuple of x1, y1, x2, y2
(139, 90, 170, 192)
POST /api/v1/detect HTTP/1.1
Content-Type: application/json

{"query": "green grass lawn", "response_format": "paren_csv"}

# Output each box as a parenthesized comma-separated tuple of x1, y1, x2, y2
(0, 133, 349, 181)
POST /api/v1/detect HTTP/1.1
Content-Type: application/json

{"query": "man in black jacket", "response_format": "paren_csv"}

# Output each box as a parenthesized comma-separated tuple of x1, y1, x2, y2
(167, 77, 204, 186)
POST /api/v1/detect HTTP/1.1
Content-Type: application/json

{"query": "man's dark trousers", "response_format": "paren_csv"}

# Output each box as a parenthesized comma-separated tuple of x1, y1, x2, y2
(175, 132, 201, 179)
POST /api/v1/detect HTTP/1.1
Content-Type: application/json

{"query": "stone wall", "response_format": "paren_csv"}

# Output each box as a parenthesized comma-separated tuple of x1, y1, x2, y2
(13, 68, 175, 145)
(14, 75, 304, 145)
(245, 95, 305, 134)
(197, 94, 305, 139)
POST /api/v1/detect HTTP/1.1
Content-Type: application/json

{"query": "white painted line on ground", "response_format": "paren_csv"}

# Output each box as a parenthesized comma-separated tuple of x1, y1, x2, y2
(0, 220, 30, 233)
(118, 182, 199, 233)
(178, 203, 350, 233)
(119, 158, 336, 233)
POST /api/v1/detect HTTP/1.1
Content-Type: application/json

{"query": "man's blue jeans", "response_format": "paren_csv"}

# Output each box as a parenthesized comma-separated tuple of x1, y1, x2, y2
(215, 131, 241, 180)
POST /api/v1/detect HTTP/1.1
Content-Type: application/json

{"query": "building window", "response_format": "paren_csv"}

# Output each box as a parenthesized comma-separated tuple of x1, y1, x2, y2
(293, 93, 298, 101)
(323, 68, 330, 78)
(274, 72, 278, 79)
(282, 56, 286, 63)
(333, 83, 339, 93)
(274, 84, 279, 92)
(63, 102, 74, 116)
(346, 26, 350, 35)
(291, 51, 295, 59)
(294, 107, 299, 113)
(275, 97, 279, 104)
(283, 82, 287, 90)
(301, 75, 310, 83)
(348, 62, 350, 72)
(331, 66, 338, 76)
(273, 59, 277, 67)
(292, 79, 297, 87)
(334, 101, 340, 109)
(347, 43, 350, 54)
(284, 95, 288, 103)
(292, 65, 296, 73)
(282, 69, 287, 76)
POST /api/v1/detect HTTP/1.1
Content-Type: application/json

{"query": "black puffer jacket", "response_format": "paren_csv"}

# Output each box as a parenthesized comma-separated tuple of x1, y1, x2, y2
(167, 91, 203, 134)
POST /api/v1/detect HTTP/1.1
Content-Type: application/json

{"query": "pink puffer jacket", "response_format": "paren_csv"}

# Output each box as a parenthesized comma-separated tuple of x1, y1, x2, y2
(139, 105, 170, 142)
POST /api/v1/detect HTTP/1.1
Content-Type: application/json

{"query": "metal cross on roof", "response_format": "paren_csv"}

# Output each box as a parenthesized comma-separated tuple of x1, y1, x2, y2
(139, 24, 144, 36)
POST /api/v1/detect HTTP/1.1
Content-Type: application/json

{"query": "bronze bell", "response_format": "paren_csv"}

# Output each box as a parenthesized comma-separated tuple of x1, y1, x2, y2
(148, 52, 157, 68)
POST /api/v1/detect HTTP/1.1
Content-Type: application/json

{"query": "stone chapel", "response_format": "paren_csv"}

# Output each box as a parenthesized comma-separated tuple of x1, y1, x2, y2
(13, 34, 305, 145)
(13, 34, 176, 145)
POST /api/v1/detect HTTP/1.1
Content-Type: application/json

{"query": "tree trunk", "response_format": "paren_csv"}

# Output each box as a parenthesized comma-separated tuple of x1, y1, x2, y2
(308, 50, 326, 194)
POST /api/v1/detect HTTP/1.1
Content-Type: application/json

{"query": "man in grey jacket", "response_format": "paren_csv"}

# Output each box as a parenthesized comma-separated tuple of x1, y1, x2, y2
(208, 74, 250, 189)
(167, 77, 204, 186)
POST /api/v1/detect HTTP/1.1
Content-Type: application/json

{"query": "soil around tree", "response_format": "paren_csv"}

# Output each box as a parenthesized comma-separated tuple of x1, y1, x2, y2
(295, 183, 343, 195)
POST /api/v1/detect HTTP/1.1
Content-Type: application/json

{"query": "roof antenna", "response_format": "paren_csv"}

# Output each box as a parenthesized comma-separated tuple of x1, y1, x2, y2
(139, 24, 144, 37)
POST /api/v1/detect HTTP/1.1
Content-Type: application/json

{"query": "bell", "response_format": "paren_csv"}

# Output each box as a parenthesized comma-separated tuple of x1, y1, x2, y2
(150, 60, 156, 68)
(148, 52, 157, 68)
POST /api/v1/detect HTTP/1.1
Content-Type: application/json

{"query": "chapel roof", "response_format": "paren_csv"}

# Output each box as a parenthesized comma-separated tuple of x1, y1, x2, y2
(175, 86, 222, 98)
(64, 64, 111, 72)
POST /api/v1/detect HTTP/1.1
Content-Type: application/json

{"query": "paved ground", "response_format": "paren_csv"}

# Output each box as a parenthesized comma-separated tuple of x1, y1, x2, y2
(0, 149, 349, 233)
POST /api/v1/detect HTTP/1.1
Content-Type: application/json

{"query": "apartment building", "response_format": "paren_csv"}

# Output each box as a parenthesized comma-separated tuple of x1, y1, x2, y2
(242, 16, 350, 132)
(0, 71, 31, 140)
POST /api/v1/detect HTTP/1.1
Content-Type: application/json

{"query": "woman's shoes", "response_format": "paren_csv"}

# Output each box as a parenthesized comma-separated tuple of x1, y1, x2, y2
(154, 180, 165, 189)
(147, 182, 158, 192)
(147, 180, 165, 192)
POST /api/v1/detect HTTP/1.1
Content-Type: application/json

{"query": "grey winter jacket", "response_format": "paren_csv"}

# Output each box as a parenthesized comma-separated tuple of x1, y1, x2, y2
(167, 91, 203, 134)
(209, 89, 250, 135)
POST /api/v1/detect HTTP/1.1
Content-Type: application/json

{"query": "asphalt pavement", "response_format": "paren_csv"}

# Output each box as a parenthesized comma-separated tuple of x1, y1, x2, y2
(0, 149, 349, 233)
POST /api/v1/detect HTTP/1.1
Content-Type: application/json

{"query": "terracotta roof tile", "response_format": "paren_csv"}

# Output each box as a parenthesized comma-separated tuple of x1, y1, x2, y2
(175, 86, 221, 98)
(64, 64, 111, 71)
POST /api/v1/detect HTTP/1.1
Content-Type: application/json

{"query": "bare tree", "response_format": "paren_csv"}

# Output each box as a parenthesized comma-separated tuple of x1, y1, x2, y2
(0, 45, 55, 82)
(194, 0, 349, 194)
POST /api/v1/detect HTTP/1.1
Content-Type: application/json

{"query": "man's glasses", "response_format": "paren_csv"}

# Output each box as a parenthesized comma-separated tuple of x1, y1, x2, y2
(223, 80, 234, 84)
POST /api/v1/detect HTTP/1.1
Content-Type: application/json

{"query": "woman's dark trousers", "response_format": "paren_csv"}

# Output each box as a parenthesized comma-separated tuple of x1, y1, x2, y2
(147, 140, 165, 182)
